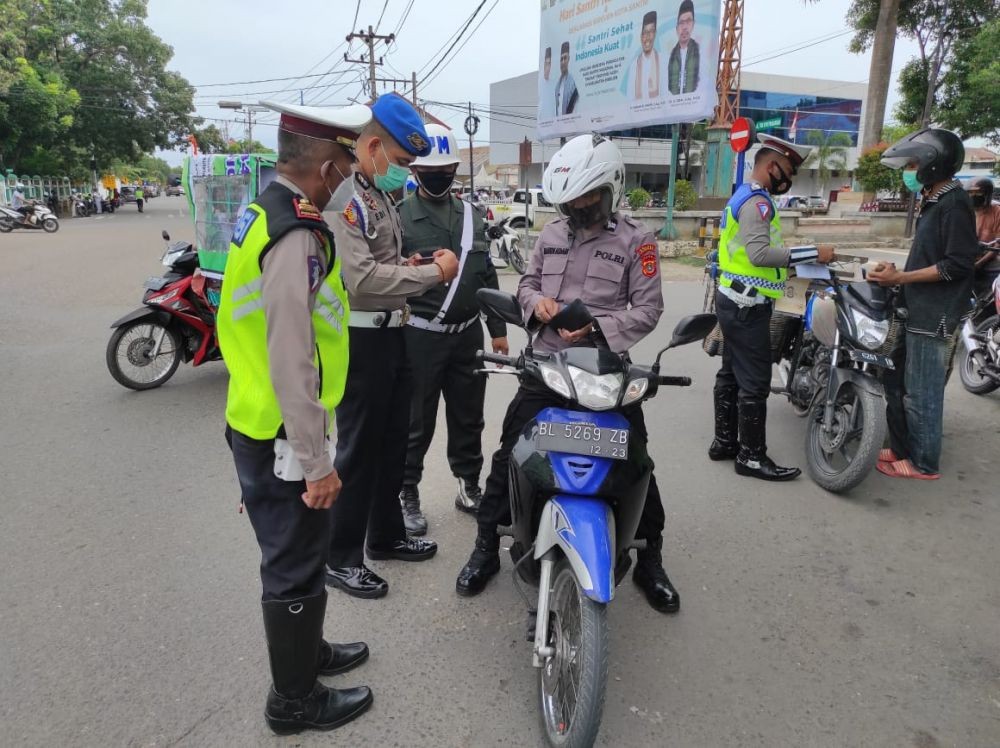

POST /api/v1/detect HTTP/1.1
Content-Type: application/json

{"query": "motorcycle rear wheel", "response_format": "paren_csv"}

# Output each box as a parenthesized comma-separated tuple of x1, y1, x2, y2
(42, 218, 59, 233)
(106, 320, 181, 390)
(958, 316, 1000, 395)
(805, 381, 886, 493)
(538, 559, 608, 748)
(509, 243, 527, 274)
(0, 220, 12, 233)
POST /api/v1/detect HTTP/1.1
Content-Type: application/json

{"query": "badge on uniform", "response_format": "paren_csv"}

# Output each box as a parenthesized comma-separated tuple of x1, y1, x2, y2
(361, 191, 378, 212)
(232, 207, 258, 247)
(307, 255, 324, 293)
(343, 195, 368, 234)
(293, 197, 323, 222)
(755, 200, 773, 221)
(637, 242, 658, 278)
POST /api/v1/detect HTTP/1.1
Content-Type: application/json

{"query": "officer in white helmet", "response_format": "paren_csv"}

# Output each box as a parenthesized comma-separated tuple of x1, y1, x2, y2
(397, 124, 509, 534)
(456, 133, 681, 613)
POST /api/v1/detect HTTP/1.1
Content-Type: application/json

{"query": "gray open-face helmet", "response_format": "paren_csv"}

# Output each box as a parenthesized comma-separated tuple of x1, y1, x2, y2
(881, 128, 964, 186)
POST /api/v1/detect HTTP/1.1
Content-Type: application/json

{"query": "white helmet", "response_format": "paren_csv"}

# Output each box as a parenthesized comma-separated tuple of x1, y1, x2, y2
(413, 124, 461, 167)
(543, 134, 625, 221)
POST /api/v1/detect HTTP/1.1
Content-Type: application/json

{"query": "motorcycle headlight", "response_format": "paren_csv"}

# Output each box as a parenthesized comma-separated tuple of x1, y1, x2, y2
(538, 362, 572, 399)
(851, 308, 890, 350)
(620, 377, 649, 406)
(568, 366, 623, 410)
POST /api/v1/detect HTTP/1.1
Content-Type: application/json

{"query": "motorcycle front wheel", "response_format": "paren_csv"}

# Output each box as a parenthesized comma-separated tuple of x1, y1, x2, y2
(106, 320, 182, 390)
(42, 218, 59, 233)
(509, 242, 527, 274)
(538, 559, 608, 748)
(805, 380, 886, 493)
(958, 316, 1000, 395)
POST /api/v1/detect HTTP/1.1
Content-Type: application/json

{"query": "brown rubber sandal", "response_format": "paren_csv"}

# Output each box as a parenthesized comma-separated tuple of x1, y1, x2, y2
(876, 459, 940, 481)
(878, 449, 899, 464)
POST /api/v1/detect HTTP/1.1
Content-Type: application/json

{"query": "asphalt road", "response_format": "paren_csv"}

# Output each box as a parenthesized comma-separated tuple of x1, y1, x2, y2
(1, 198, 998, 748)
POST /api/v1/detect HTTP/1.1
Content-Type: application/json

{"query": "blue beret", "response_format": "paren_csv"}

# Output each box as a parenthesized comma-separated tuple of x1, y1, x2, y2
(370, 94, 432, 157)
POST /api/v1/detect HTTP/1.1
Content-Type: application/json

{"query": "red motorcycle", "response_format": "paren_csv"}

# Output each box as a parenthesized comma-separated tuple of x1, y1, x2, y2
(106, 231, 222, 390)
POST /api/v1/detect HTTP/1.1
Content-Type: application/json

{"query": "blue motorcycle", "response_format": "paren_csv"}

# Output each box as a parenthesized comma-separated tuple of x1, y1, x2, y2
(476, 289, 715, 747)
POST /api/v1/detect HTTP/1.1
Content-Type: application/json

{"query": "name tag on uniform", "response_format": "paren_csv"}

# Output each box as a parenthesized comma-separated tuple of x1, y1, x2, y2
(273, 438, 336, 482)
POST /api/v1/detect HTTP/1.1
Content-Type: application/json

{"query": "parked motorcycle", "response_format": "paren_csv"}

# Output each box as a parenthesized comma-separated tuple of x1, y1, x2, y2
(106, 230, 222, 390)
(957, 241, 1000, 395)
(0, 202, 59, 233)
(486, 216, 527, 274)
(475, 288, 714, 747)
(769, 269, 895, 492)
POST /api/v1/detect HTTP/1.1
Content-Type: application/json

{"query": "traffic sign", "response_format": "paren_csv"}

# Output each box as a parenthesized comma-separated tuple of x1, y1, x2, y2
(756, 117, 782, 130)
(730, 117, 756, 153)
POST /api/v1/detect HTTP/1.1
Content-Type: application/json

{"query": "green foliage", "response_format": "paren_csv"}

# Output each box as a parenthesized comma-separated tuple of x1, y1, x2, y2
(854, 143, 907, 196)
(0, 0, 197, 174)
(938, 19, 1000, 145)
(882, 122, 921, 144)
(226, 139, 275, 154)
(191, 124, 228, 154)
(893, 57, 930, 126)
(804, 131, 852, 192)
(674, 180, 697, 211)
(626, 187, 651, 210)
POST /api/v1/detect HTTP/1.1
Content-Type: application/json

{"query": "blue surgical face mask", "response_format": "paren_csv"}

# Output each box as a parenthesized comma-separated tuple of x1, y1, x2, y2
(902, 168, 922, 193)
(373, 142, 410, 193)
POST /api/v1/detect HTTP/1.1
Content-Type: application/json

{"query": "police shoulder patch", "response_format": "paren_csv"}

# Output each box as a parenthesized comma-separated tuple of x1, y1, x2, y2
(755, 200, 773, 221)
(307, 255, 324, 293)
(293, 197, 323, 221)
(636, 242, 658, 278)
(231, 207, 258, 247)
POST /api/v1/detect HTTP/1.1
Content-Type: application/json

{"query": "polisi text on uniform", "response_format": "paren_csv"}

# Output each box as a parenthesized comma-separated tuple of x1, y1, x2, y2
(543, 246, 570, 255)
(595, 250, 625, 264)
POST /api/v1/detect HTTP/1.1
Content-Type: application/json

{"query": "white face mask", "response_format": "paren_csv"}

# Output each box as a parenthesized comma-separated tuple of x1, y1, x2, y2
(323, 160, 355, 211)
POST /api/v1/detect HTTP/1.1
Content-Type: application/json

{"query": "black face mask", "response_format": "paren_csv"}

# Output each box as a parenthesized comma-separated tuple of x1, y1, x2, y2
(565, 190, 613, 229)
(416, 170, 455, 200)
(971, 194, 987, 209)
(767, 163, 793, 195)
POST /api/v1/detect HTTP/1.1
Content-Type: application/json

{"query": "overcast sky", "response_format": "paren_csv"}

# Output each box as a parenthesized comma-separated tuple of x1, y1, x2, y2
(148, 0, 921, 165)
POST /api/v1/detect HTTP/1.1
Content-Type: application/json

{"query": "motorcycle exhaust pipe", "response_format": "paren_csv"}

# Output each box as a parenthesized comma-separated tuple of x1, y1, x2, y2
(961, 318, 977, 352)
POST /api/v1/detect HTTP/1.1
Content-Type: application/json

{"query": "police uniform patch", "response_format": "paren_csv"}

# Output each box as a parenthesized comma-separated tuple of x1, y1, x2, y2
(231, 207, 258, 247)
(361, 191, 378, 212)
(637, 243, 658, 278)
(293, 197, 323, 221)
(755, 200, 773, 221)
(307, 255, 324, 293)
(408, 132, 429, 152)
(344, 201, 359, 227)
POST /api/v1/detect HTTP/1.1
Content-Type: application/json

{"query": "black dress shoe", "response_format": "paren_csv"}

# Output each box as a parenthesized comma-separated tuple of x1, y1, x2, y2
(318, 640, 369, 676)
(265, 682, 373, 735)
(632, 561, 680, 614)
(326, 565, 388, 599)
(366, 538, 438, 562)
(708, 438, 739, 461)
(735, 454, 801, 481)
(456, 532, 501, 597)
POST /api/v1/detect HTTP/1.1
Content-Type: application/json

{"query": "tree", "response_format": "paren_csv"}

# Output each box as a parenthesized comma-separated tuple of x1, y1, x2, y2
(225, 139, 275, 154)
(0, 0, 197, 172)
(0, 57, 80, 169)
(190, 124, 228, 154)
(804, 131, 853, 193)
(937, 19, 1000, 145)
(844, 0, 902, 149)
(854, 143, 908, 196)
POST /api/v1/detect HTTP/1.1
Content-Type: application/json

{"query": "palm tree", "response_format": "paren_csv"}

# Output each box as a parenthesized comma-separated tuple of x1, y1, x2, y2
(804, 131, 853, 195)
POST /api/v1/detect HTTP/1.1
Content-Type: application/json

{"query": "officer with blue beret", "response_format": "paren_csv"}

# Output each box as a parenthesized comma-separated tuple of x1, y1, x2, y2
(324, 94, 459, 599)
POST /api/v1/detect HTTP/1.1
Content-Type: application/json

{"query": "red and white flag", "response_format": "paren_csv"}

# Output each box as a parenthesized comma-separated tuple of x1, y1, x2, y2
(788, 109, 799, 141)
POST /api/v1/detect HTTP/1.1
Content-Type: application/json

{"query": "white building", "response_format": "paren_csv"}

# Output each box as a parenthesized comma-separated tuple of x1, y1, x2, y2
(489, 70, 869, 199)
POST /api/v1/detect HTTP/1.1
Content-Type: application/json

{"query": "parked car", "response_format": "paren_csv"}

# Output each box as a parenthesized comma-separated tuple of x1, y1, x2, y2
(806, 195, 828, 211)
(165, 185, 184, 197)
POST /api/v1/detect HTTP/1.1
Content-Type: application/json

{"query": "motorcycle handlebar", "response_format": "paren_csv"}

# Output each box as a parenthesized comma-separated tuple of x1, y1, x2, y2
(658, 375, 692, 387)
(477, 350, 519, 368)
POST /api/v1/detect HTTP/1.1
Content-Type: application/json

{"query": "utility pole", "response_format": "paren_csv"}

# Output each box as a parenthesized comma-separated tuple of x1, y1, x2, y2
(464, 103, 480, 196)
(345, 26, 395, 99)
(411, 71, 417, 105)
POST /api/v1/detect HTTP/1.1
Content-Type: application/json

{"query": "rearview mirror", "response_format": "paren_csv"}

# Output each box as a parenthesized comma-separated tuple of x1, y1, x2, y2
(476, 288, 525, 327)
(161, 230, 170, 241)
(668, 313, 718, 348)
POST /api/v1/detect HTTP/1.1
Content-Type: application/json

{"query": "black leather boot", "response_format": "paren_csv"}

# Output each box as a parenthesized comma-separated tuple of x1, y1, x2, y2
(455, 528, 501, 597)
(318, 640, 369, 676)
(262, 592, 373, 734)
(734, 397, 801, 481)
(399, 484, 428, 536)
(632, 537, 680, 613)
(709, 384, 739, 461)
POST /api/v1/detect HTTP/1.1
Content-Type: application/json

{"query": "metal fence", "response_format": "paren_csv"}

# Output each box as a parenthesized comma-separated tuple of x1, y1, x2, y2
(1, 172, 84, 207)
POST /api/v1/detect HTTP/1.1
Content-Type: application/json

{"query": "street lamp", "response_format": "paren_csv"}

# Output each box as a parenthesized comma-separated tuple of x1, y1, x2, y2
(217, 100, 268, 150)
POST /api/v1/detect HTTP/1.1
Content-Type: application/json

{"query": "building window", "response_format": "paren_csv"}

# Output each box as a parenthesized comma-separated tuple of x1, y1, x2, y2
(739, 90, 862, 146)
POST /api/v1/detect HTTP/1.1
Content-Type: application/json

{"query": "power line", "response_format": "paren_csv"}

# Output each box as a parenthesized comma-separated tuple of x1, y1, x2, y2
(418, 0, 488, 83)
(744, 29, 855, 68)
(374, 0, 390, 33)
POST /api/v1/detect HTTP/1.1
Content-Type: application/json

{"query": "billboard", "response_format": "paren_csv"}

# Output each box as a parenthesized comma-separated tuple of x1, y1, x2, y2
(537, 0, 721, 140)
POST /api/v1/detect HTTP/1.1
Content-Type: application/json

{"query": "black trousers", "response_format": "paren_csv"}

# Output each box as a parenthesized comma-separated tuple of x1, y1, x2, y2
(476, 385, 665, 542)
(228, 427, 330, 601)
(714, 292, 773, 402)
(403, 323, 486, 487)
(327, 327, 409, 568)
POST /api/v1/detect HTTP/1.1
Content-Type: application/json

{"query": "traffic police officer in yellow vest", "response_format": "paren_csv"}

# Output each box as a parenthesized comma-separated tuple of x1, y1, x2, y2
(709, 134, 834, 480)
(218, 101, 374, 735)
(324, 94, 459, 600)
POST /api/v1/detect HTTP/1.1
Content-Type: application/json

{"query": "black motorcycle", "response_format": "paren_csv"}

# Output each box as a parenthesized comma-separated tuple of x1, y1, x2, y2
(957, 240, 1000, 395)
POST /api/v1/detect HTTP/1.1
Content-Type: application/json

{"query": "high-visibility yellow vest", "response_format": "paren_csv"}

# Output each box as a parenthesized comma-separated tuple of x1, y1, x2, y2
(718, 184, 786, 299)
(217, 182, 349, 439)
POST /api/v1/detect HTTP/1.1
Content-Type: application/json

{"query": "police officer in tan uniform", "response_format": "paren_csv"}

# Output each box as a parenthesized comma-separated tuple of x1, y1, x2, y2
(325, 94, 459, 599)
(218, 101, 374, 734)
(456, 134, 680, 613)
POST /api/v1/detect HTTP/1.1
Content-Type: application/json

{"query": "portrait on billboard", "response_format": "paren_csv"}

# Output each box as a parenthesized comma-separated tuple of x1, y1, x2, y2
(633, 11, 661, 101)
(667, 0, 700, 96)
(539, 46, 556, 120)
(555, 41, 579, 115)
